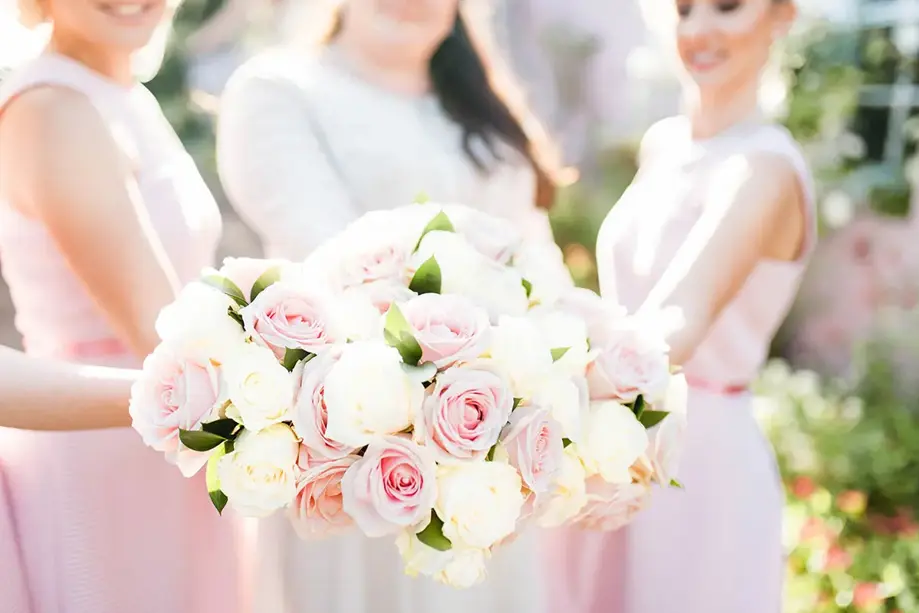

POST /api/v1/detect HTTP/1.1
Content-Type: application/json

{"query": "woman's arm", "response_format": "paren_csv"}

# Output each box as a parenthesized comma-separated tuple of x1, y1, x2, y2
(217, 66, 360, 260)
(640, 152, 807, 365)
(0, 346, 136, 431)
(0, 87, 182, 357)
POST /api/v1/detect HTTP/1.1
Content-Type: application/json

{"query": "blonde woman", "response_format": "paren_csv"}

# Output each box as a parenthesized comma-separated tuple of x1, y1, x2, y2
(217, 0, 567, 611)
(0, 0, 244, 610)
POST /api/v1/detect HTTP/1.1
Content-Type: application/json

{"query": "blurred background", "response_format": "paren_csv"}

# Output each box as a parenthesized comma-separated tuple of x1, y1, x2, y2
(2, 0, 919, 610)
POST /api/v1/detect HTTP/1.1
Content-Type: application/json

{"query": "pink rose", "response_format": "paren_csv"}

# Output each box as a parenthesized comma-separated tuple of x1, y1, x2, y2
(400, 294, 490, 367)
(292, 349, 358, 466)
(499, 406, 563, 494)
(129, 344, 222, 477)
(289, 456, 357, 539)
(241, 283, 340, 358)
(419, 364, 513, 462)
(586, 318, 671, 403)
(342, 435, 437, 537)
(575, 475, 651, 531)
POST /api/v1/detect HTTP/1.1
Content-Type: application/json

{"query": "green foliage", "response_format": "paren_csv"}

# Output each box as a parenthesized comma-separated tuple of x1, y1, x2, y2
(756, 330, 919, 612)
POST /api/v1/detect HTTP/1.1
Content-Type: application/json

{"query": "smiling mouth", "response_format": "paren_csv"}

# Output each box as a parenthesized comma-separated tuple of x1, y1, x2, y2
(687, 50, 728, 73)
(97, 2, 156, 20)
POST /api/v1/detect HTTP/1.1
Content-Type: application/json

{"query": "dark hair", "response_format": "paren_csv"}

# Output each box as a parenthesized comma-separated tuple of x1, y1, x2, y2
(325, 10, 562, 210)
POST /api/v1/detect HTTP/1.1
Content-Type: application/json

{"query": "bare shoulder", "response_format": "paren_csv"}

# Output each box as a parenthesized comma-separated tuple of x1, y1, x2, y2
(2, 86, 114, 156)
(709, 149, 802, 211)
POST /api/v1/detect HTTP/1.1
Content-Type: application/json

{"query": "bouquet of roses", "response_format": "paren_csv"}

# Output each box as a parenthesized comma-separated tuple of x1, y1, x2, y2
(129, 203, 686, 587)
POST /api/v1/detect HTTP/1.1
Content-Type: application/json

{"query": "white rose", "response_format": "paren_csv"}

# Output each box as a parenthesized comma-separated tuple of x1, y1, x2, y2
(413, 231, 528, 320)
(576, 400, 648, 484)
(532, 374, 590, 443)
(218, 423, 299, 517)
(214, 256, 291, 302)
(323, 340, 425, 447)
(488, 316, 554, 399)
(155, 281, 248, 362)
(435, 462, 524, 549)
(536, 446, 589, 528)
(224, 343, 294, 432)
(528, 308, 593, 378)
(555, 288, 628, 347)
(647, 373, 688, 484)
(513, 240, 575, 307)
(441, 204, 522, 264)
(396, 531, 490, 589)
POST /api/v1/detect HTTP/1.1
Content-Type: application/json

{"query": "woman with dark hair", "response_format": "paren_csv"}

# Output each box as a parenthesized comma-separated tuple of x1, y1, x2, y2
(216, 0, 566, 611)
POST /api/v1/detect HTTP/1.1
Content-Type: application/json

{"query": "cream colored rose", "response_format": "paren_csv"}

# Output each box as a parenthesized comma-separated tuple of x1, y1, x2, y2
(536, 446, 589, 528)
(576, 401, 648, 484)
(223, 343, 294, 432)
(396, 531, 490, 589)
(155, 281, 247, 362)
(532, 374, 590, 444)
(323, 340, 425, 448)
(488, 316, 554, 399)
(435, 462, 524, 549)
(218, 424, 300, 517)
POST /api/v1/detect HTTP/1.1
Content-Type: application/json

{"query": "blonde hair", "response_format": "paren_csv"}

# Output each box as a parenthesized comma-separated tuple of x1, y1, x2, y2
(11, 0, 179, 81)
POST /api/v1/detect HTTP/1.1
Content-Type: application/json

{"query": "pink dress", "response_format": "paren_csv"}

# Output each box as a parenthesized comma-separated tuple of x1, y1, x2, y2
(0, 54, 244, 613)
(544, 117, 816, 613)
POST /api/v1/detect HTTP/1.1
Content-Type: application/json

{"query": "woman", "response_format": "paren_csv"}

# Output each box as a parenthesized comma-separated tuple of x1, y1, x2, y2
(0, 0, 243, 610)
(547, 1, 810, 612)
(216, 0, 566, 611)
(0, 346, 136, 431)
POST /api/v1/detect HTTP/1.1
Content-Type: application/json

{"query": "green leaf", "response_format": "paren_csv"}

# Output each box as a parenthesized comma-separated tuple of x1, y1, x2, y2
(551, 347, 570, 362)
(521, 278, 533, 298)
(669, 478, 684, 489)
(227, 307, 244, 328)
(632, 394, 646, 419)
(562, 438, 573, 448)
(206, 442, 230, 515)
(384, 304, 423, 366)
(250, 266, 282, 302)
(414, 210, 455, 251)
(202, 274, 248, 307)
(486, 444, 498, 461)
(512, 398, 523, 410)
(201, 418, 239, 440)
(179, 428, 227, 452)
(282, 348, 312, 371)
(416, 511, 452, 551)
(413, 192, 431, 204)
(639, 410, 670, 429)
(408, 256, 442, 295)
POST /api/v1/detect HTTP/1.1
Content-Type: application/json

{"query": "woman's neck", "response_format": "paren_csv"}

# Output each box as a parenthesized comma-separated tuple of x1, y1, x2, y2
(47, 34, 133, 86)
(330, 33, 431, 97)
(684, 82, 763, 141)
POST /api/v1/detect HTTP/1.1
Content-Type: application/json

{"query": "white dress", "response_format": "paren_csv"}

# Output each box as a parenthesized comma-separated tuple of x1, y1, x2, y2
(217, 46, 560, 613)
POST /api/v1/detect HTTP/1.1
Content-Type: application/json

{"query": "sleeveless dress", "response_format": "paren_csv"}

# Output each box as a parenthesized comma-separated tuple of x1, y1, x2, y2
(544, 117, 816, 613)
(0, 53, 244, 613)
(218, 47, 565, 613)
